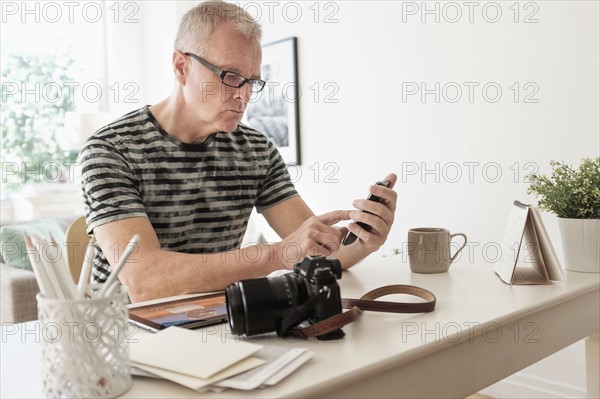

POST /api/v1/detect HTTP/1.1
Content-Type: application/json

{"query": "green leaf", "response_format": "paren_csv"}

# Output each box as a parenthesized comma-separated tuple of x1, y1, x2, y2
(527, 158, 600, 219)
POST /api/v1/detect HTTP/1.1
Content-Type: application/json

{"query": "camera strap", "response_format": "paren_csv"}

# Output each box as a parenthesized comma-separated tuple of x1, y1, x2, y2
(279, 289, 329, 338)
(341, 284, 436, 313)
(288, 285, 436, 339)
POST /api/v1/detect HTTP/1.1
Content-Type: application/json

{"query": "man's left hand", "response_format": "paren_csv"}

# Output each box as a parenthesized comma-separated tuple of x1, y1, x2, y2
(346, 172, 398, 252)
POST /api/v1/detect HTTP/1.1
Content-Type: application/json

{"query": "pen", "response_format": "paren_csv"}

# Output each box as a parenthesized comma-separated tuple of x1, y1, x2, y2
(97, 234, 140, 298)
(49, 235, 78, 300)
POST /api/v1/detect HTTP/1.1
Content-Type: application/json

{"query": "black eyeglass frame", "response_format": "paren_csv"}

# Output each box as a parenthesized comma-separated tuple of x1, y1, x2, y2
(184, 52, 266, 93)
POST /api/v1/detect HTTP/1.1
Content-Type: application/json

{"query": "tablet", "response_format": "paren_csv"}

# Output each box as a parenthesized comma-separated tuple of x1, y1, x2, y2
(128, 292, 228, 332)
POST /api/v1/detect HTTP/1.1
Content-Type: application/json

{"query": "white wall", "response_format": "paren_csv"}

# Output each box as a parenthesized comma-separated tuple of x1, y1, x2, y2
(112, 1, 599, 396)
(253, 1, 599, 259)
(104, 1, 196, 113)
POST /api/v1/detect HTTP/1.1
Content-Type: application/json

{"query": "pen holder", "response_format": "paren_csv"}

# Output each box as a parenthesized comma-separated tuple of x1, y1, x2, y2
(36, 288, 132, 398)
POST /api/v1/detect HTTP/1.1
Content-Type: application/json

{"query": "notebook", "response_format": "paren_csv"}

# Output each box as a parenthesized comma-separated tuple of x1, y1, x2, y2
(495, 201, 564, 284)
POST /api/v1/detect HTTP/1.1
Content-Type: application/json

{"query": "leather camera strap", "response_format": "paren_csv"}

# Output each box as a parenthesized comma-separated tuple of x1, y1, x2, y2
(342, 284, 437, 313)
(289, 284, 436, 339)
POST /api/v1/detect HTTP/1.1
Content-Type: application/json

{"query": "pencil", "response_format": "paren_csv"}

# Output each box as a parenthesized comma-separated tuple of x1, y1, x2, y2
(97, 234, 140, 298)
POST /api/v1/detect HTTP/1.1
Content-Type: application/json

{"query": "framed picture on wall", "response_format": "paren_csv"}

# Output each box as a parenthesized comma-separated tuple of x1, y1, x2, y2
(245, 37, 301, 165)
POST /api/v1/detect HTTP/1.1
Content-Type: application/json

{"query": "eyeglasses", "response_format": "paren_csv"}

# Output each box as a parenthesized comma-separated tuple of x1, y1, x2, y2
(184, 52, 266, 93)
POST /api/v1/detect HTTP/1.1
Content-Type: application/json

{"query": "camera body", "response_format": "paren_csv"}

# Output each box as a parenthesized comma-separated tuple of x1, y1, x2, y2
(225, 256, 344, 339)
(293, 256, 343, 329)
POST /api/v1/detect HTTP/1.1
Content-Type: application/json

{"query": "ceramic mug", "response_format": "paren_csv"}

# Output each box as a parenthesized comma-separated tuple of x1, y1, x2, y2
(407, 228, 467, 273)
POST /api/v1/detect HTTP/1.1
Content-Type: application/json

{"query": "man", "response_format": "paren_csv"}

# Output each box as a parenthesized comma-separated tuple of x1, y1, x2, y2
(79, 1, 397, 302)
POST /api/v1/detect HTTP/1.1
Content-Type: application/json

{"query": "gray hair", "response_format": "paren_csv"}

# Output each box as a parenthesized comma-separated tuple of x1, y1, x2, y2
(174, 0, 262, 56)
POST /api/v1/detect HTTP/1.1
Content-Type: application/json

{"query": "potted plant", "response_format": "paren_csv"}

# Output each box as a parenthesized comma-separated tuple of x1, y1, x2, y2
(527, 157, 600, 273)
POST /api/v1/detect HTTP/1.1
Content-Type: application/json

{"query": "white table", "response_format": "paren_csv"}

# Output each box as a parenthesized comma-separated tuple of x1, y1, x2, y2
(2, 256, 599, 398)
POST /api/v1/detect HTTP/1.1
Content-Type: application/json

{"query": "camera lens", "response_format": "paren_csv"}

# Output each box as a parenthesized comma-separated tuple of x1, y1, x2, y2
(225, 273, 308, 336)
(226, 278, 273, 335)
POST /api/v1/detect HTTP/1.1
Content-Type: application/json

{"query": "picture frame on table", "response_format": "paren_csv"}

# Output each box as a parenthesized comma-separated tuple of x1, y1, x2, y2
(244, 36, 301, 165)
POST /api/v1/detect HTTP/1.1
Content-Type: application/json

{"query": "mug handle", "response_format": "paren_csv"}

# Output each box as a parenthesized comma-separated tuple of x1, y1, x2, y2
(449, 233, 467, 263)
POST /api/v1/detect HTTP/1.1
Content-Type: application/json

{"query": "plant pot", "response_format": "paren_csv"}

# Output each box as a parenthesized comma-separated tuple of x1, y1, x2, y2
(558, 218, 600, 273)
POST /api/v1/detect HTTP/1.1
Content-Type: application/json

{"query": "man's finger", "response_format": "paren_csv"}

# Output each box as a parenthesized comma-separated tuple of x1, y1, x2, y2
(384, 173, 398, 189)
(335, 226, 349, 238)
(316, 210, 352, 225)
(317, 230, 346, 252)
(311, 243, 333, 257)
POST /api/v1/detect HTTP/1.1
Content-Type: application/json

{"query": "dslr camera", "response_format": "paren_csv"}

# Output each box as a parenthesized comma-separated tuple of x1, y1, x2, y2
(225, 256, 345, 340)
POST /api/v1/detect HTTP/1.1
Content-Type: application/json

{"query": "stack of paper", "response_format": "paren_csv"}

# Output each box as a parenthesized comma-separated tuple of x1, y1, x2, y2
(213, 346, 313, 390)
(130, 327, 314, 392)
(130, 327, 264, 391)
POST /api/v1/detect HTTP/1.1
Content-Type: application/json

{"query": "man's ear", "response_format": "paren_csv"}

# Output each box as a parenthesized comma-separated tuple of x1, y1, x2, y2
(173, 50, 188, 85)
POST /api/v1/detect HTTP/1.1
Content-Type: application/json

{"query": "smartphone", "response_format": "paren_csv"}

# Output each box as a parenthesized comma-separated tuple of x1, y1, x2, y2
(342, 179, 390, 246)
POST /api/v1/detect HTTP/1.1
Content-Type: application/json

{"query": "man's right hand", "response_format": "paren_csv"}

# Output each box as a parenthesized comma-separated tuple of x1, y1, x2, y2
(273, 210, 351, 269)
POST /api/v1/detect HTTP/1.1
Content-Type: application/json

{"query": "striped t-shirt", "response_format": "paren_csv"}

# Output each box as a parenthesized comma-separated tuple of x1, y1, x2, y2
(78, 106, 298, 282)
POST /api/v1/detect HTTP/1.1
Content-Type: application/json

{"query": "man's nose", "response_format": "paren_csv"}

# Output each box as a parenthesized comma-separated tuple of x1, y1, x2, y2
(234, 83, 252, 103)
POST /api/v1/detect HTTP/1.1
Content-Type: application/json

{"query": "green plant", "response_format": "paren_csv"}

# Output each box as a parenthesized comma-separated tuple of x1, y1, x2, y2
(1, 49, 76, 192)
(527, 158, 600, 219)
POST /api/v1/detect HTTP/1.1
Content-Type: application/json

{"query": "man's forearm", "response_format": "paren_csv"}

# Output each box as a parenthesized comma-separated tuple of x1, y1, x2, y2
(121, 243, 287, 302)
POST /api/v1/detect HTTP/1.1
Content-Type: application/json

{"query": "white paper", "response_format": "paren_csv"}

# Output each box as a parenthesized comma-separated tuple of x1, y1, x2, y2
(130, 327, 262, 379)
(530, 206, 565, 281)
(132, 357, 265, 391)
(496, 204, 528, 283)
(495, 202, 564, 285)
(263, 350, 314, 386)
(130, 366, 162, 379)
(214, 346, 309, 390)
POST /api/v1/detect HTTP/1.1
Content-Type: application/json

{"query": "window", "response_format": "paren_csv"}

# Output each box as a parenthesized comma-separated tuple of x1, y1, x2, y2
(1, 1, 108, 197)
